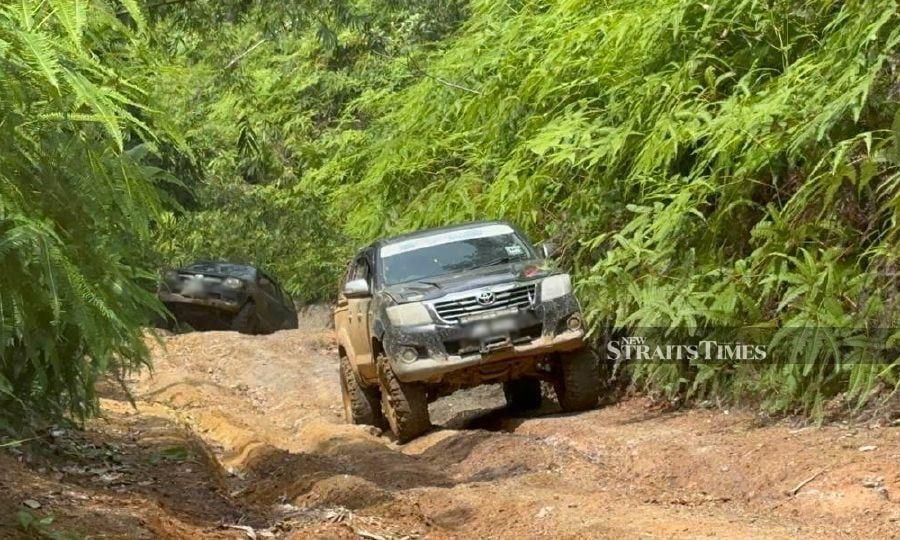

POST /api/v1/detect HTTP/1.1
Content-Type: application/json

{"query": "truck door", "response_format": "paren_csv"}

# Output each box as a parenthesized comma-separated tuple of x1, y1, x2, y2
(347, 255, 374, 371)
(259, 272, 293, 330)
(256, 273, 280, 332)
(334, 261, 354, 354)
(335, 254, 375, 379)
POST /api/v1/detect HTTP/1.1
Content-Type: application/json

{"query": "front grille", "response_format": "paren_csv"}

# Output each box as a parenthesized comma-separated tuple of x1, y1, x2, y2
(169, 273, 223, 297)
(175, 273, 223, 284)
(432, 283, 536, 323)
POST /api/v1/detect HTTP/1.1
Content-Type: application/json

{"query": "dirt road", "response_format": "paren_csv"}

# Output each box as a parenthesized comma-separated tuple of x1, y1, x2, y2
(2, 317, 899, 538)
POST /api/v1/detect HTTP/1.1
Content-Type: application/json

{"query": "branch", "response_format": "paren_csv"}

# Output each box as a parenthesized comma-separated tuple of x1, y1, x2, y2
(225, 39, 267, 70)
(789, 467, 828, 497)
(406, 54, 482, 96)
(371, 49, 481, 96)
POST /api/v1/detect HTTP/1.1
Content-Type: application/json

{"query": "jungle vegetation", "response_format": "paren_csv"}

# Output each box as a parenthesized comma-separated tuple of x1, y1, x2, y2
(1, 0, 898, 430)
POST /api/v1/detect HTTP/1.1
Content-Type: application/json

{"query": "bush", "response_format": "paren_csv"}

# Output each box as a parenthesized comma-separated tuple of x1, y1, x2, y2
(316, 0, 900, 415)
(0, 0, 169, 430)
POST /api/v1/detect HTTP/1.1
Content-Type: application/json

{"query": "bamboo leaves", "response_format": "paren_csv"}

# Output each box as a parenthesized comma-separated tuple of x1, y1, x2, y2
(0, 0, 166, 431)
(310, 0, 900, 415)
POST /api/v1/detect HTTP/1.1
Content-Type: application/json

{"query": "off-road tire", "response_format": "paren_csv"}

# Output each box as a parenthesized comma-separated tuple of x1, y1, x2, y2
(231, 301, 258, 334)
(553, 348, 601, 412)
(378, 357, 430, 443)
(503, 378, 543, 411)
(340, 356, 387, 429)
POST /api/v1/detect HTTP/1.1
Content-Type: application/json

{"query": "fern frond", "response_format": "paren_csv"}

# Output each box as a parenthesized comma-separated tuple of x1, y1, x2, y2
(13, 27, 60, 89)
(117, 0, 145, 33)
(49, 0, 86, 49)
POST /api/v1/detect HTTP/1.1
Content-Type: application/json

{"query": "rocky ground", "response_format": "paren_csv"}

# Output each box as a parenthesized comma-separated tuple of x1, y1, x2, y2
(1, 314, 898, 538)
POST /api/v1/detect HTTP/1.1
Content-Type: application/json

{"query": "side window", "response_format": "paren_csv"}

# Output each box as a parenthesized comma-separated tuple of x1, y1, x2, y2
(339, 260, 353, 290)
(259, 273, 279, 300)
(350, 258, 369, 282)
(341, 249, 373, 295)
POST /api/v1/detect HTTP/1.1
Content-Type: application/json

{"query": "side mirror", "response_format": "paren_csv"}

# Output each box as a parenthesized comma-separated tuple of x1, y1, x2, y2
(342, 278, 370, 298)
(539, 242, 559, 259)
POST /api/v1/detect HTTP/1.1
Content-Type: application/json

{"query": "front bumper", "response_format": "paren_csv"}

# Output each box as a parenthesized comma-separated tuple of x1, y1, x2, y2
(390, 329, 584, 383)
(383, 294, 584, 383)
(158, 291, 243, 312)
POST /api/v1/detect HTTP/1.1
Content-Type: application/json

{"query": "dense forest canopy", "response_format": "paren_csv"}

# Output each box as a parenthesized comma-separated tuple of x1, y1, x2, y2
(1, 0, 898, 430)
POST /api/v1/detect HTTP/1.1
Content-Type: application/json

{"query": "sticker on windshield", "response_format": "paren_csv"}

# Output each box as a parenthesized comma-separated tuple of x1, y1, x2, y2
(381, 224, 515, 257)
(505, 245, 525, 257)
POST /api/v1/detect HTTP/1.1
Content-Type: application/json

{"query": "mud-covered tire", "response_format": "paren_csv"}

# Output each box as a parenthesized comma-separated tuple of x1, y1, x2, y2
(340, 356, 386, 429)
(378, 357, 430, 443)
(553, 348, 601, 412)
(231, 301, 258, 334)
(283, 312, 299, 330)
(503, 378, 543, 411)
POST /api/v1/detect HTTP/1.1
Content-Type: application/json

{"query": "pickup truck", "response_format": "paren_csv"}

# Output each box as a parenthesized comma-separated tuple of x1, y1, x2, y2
(334, 221, 599, 441)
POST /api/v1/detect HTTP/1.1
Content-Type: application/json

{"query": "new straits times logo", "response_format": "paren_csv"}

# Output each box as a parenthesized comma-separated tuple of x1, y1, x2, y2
(607, 336, 768, 362)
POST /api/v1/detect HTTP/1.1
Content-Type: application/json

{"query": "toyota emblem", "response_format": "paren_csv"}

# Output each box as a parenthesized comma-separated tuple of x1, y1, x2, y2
(476, 290, 496, 306)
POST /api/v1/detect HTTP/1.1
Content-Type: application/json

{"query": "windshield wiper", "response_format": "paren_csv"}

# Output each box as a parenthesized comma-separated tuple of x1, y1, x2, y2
(469, 256, 514, 270)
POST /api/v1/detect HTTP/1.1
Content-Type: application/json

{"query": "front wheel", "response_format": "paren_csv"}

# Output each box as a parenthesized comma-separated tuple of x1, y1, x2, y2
(553, 349, 601, 412)
(378, 357, 430, 443)
(340, 356, 386, 429)
(231, 301, 258, 334)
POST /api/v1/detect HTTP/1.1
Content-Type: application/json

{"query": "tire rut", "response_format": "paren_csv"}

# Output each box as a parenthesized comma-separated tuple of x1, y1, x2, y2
(123, 325, 900, 538)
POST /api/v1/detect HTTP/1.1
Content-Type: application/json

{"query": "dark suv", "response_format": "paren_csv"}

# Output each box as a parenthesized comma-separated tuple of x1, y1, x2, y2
(158, 262, 297, 334)
(334, 221, 599, 441)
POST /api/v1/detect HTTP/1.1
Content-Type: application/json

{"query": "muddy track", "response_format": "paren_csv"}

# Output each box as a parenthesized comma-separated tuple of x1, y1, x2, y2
(3, 321, 899, 538)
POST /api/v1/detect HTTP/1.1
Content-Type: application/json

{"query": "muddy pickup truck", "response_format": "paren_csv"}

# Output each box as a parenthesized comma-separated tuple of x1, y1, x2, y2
(334, 221, 599, 441)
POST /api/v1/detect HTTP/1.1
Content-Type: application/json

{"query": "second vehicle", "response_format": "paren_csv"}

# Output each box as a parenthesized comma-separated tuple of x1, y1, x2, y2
(158, 261, 298, 334)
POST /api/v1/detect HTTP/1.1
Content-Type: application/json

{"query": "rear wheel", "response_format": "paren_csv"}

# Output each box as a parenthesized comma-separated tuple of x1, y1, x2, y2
(340, 356, 386, 429)
(378, 356, 430, 443)
(231, 301, 258, 334)
(553, 349, 601, 412)
(283, 312, 299, 330)
(503, 378, 543, 411)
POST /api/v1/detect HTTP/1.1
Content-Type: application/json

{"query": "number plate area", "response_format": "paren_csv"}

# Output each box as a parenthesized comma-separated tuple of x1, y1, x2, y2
(458, 308, 532, 353)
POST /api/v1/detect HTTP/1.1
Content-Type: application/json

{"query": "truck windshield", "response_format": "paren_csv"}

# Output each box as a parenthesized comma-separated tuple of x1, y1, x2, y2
(380, 225, 534, 285)
(185, 262, 255, 279)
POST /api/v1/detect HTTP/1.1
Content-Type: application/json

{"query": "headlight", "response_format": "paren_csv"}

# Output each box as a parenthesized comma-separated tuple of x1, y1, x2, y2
(386, 302, 432, 326)
(223, 277, 244, 289)
(540, 274, 572, 302)
(163, 269, 177, 281)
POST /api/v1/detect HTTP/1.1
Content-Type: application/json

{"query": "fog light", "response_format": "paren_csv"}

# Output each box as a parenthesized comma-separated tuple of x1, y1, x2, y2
(566, 315, 582, 331)
(398, 347, 418, 363)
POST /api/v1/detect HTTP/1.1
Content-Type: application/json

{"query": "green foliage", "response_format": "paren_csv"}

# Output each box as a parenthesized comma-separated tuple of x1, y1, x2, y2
(147, 0, 467, 300)
(310, 0, 900, 414)
(6, 0, 893, 428)
(0, 0, 169, 430)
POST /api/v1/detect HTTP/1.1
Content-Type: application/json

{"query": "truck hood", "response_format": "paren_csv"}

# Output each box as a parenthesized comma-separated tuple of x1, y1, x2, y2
(384, 259, 551, 303)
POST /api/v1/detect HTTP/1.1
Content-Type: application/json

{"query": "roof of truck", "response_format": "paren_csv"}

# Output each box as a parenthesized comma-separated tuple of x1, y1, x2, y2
(373, 220, 514, 248)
